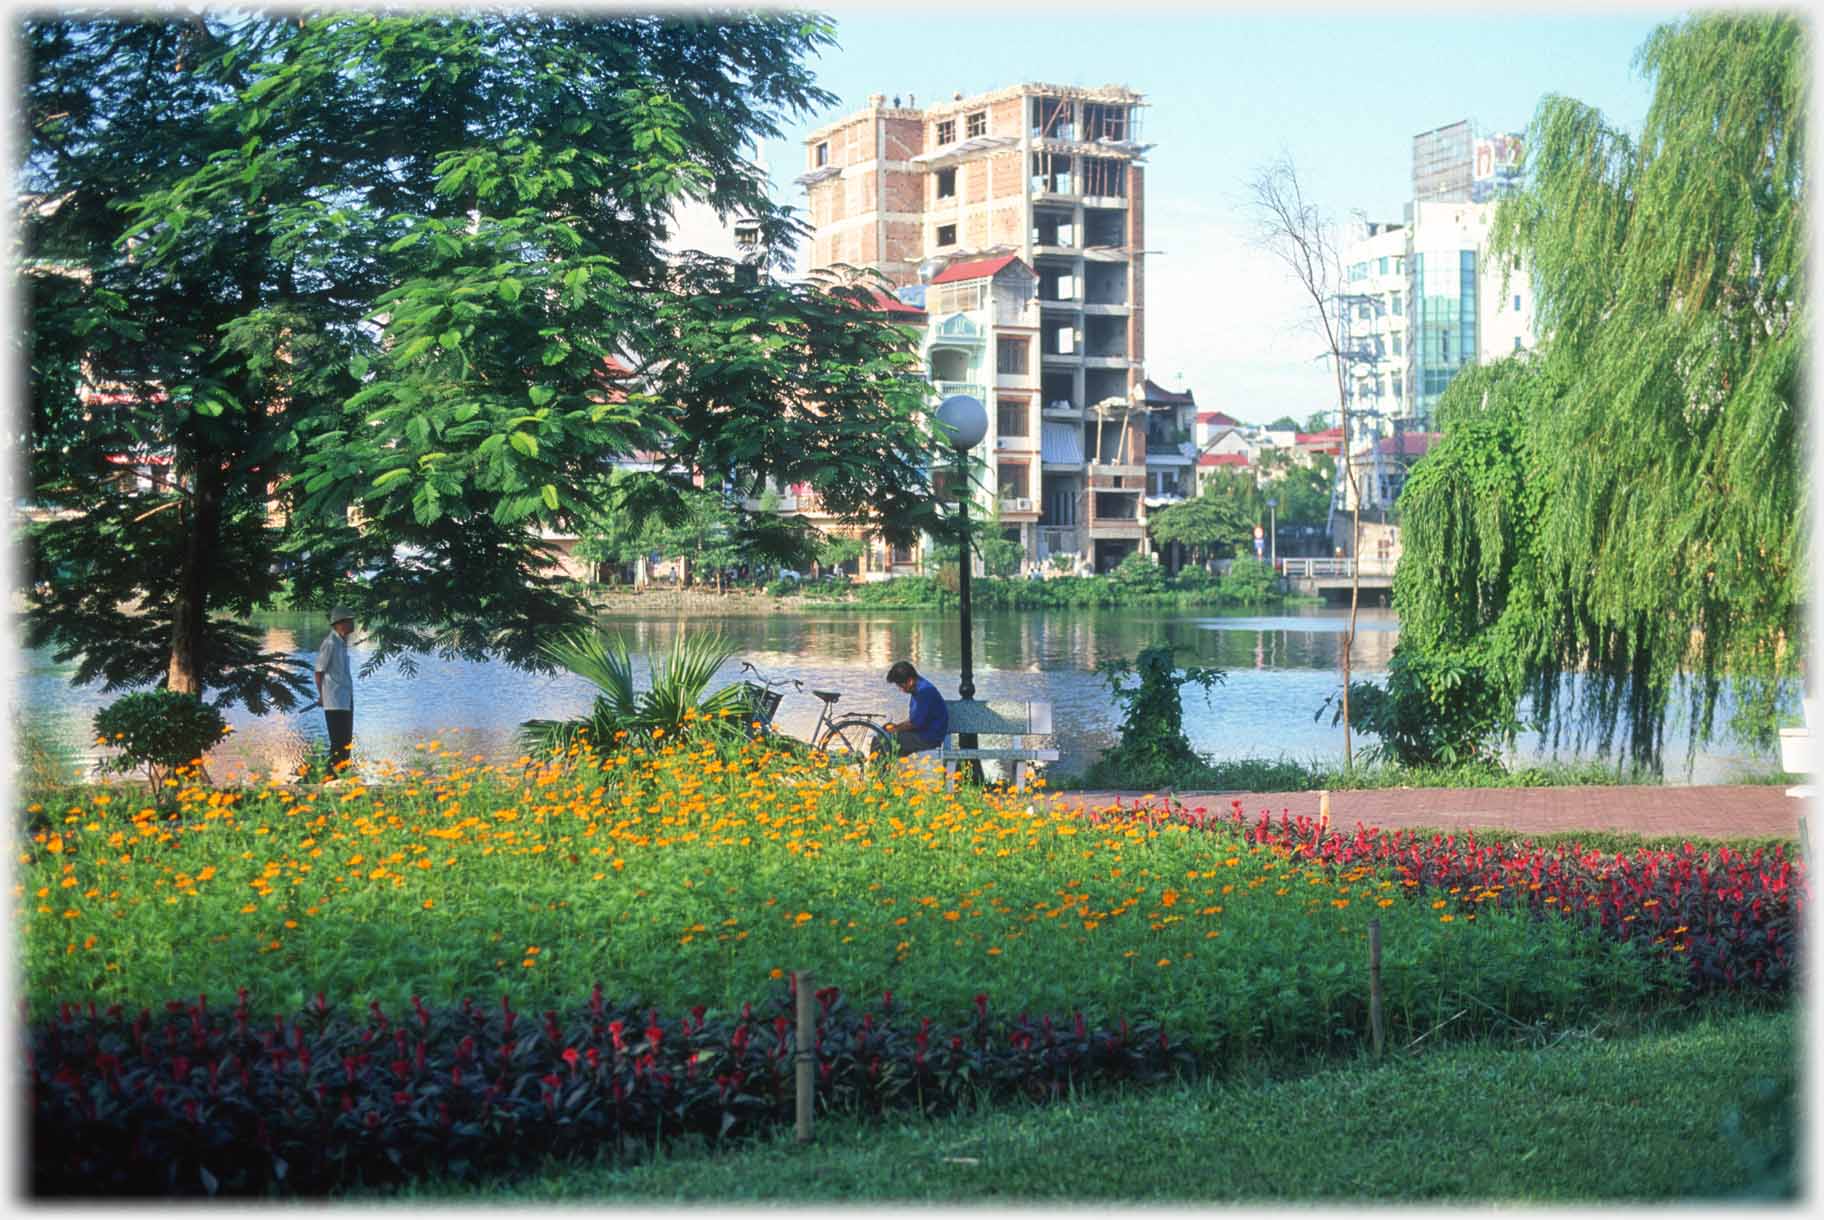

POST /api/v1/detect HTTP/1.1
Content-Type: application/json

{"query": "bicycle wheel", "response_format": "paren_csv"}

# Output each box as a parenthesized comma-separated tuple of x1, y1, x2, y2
(817, 717, 893, 776)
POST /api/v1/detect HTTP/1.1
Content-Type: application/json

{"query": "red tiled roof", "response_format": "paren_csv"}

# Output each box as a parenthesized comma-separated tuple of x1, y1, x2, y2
(1196, 452, 1251, 468)
(928, 254, 1025, 285)
(858, 286, 927, 315)
(1296, 427, 1345, 444)
(1197, 410, 1241, 427)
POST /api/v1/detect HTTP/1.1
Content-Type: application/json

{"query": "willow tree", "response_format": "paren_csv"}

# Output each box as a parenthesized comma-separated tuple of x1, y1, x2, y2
(1396, 12, 1807, 770)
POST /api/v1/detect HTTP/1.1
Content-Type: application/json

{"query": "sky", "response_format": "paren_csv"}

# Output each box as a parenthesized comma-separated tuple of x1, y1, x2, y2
(674, 3, 1679, 425)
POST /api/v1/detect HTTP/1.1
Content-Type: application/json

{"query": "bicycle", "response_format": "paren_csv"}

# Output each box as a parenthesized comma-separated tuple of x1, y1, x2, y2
(736, 661, 895, 772)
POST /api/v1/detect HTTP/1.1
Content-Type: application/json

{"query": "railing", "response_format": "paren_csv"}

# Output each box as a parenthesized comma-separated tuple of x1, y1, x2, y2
(931, 380, 987, 403)
(1036, 525, 1080, 557)
(1280, 557, 1398, 578)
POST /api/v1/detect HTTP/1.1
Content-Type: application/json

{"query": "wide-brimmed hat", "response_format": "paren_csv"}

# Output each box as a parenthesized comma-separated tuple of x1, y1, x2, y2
(329, 607, 356, 625)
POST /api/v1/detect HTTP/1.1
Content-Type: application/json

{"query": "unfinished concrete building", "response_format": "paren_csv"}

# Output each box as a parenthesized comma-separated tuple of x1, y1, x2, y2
(798, 83, 1153, 573)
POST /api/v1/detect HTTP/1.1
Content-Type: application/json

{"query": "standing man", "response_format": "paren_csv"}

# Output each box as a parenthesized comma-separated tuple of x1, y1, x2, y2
(315, 607, 356, 776)
(882, 660, 948, 755)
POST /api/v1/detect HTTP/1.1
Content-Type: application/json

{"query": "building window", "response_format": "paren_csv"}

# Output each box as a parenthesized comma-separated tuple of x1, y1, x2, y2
(890, 541, 916, 566)
(1378, 256, 1389, 274)
(1357, 302, 1372, 321)
(1030, 95, 1072, 139)
(965, 110, 987, 139)
(1392, 333, 1403, 357)
(997, 336, 1029, 375)
(936, 167, 956, 199)
(1030, 152, 1072, 194)
(935, 118, 956, 145)
(997, 398, 1029, 436)
(814, 142, 828, 167)
(1513, 294, 1521, 311)
(1082, 103, 1127, 142)
(1081, 157, 1125, 197)
(936, 223, 957, 247)
(1514, 336, 1523, 352)
(997, 466, 1029, 498)
(1390, 292, 1403, 317)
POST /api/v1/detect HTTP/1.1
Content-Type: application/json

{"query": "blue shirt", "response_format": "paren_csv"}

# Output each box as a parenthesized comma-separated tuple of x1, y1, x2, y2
(905, 677, 949, 742)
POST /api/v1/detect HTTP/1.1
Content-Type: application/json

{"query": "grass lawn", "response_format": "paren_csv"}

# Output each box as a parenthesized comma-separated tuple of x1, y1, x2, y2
(386, 1005, 1796, 1203)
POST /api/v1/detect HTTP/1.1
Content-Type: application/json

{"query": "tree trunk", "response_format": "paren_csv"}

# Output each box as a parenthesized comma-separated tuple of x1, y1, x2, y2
(166, 454, 226, 696)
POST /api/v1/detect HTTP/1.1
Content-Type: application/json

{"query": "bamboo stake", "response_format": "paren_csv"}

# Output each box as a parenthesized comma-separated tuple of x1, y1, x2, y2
(1367, 918, 1385, 1059)
(794, 970, 815, 1143)
(1318, 789, 1331, 836)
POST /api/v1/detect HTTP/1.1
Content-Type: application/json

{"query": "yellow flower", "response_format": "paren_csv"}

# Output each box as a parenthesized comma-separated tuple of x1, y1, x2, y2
(1156, 958, 1171, 968)
(1440, 914, 1455, 923)
(422, 899, 435, 910)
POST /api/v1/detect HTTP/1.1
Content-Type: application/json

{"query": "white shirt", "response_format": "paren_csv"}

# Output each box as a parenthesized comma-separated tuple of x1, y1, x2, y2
(314, 630, 354, 711)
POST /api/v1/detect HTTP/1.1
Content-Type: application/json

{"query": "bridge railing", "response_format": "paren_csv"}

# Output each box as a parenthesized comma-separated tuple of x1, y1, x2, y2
(1281, 557, 1398, 579)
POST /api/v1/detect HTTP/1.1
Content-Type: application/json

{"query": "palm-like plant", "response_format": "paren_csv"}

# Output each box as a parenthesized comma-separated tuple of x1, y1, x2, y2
(520, 630, 750, 755)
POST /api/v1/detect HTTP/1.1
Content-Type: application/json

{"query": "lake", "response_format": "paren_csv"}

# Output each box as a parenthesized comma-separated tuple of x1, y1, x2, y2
(15, 603, 1774, 785)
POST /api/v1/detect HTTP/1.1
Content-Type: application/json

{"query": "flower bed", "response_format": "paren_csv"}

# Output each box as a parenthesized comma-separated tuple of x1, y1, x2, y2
(27, 982, 1195, 1196)
(1182, 800, 1803, 995)
(18, 741, 1800, 1195)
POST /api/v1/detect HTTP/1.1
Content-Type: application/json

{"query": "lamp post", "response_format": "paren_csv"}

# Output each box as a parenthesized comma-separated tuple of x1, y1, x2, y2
(935, 395, 987, 704)
(1265, 496, 1277, 568)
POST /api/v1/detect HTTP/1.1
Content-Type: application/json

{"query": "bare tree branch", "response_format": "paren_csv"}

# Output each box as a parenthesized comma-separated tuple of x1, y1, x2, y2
(1248, 155, 1364, 768)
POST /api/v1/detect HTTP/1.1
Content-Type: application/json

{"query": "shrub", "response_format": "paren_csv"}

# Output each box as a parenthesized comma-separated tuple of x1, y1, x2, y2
(1216, 556, 1275, 605)
(1085, 646, 1223, 788)
(519, 631, 749, 754)
(1172, 563, 1213, 589)
(1337, 645, 1521, 768)
(1108, 550, 1164, 591)
(92, 691, 228, 795)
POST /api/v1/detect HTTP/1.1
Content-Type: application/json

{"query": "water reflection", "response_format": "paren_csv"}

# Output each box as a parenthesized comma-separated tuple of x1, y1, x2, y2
(15, 603, 1770, 785)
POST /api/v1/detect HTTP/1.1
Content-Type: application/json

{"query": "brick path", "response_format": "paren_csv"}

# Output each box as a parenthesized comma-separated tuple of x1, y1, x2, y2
(1052, 785, 1808, 841)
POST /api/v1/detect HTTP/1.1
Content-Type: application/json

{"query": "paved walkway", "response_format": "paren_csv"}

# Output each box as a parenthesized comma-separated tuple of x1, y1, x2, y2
(1053, 785, 1808, 841)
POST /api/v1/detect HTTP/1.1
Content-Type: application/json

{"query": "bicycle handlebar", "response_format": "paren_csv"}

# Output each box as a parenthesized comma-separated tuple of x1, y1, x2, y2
(738, 660, 801, 692)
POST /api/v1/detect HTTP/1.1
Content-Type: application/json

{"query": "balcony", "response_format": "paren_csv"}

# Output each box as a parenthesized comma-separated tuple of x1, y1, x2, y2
(998, 496, 1037, 515)
(1037, 525, 1082, 560)
(931, 380, 987, 403)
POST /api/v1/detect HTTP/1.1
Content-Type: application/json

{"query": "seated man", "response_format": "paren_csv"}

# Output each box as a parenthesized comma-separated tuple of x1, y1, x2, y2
(881, 660, 948, 755)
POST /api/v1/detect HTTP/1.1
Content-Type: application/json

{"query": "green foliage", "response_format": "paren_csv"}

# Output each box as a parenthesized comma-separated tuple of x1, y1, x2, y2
(92, 691, 227, 793)
(1216, 556, 1275, 605)
(1108, 550, 1164, 591)
(397, 1009, 1796, 1204)
(1334, 645, 1523, 768)
(1266, 415, 1301, 431)
(976, 532, 1025, 578)
(1270, 452, 1337, 525)
(1146, 470, 1258, 561)
(518, 630, 747, 754)
(1402, 11, 1808, 770)
(1172, 562, 1214, 589)
(1086, 646, 1224, 788)
(815, 534, 866, 572)
(23, 13, 935, 702)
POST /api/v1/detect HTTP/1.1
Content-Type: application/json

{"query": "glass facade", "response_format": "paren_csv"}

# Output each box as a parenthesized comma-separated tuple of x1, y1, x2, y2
(1410, 248, 1478, 423)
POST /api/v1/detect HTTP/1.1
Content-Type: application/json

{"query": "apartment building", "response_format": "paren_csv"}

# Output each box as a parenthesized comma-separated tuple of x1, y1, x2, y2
(1340, 120, 1534, 435)
(798, 83, 1152, 573)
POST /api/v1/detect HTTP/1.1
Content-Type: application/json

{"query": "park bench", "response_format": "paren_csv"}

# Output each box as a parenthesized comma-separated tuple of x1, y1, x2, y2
(934, 699, 1059, 791)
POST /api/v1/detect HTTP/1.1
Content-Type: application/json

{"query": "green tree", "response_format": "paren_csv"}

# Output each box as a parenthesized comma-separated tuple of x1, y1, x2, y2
(1301, 411, 1333, 433)
(1266, 415, 1301, 431)
(1147, 470, 1259, 565)
(1396, 12, 1806, 769)
(21, 12, 936, 703)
